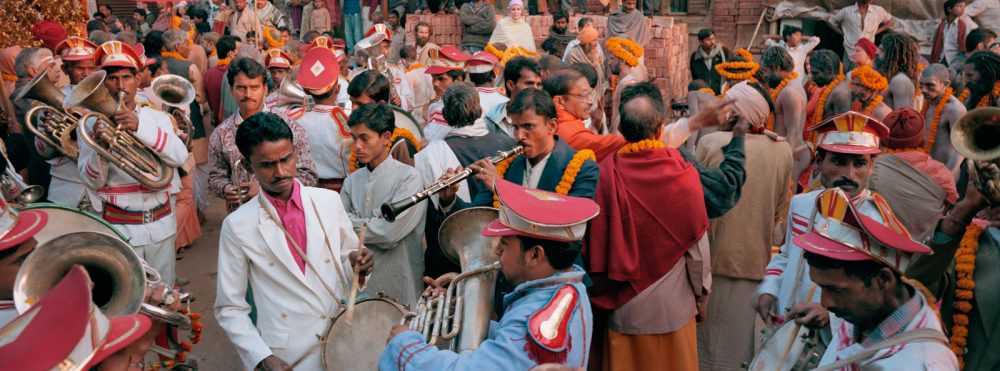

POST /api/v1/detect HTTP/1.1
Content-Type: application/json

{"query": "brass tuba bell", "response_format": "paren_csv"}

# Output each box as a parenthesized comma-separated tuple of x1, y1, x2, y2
(150, 74, 195, 150)
(952, 107, 1000, 204)
(17, 67, 82, 160)
(14, 232, 192, 329)
(275, 76, 315, 111)
(67, 71, 175, 190)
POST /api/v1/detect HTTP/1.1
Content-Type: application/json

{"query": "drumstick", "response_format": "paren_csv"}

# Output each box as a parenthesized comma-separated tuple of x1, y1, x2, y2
(345, 223, 367, 325)
(774, 283, 818, 371)
(286, 340, 326, 370)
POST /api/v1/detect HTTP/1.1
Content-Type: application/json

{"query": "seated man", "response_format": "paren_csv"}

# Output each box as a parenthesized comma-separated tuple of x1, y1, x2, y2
(796, 188, 958, 369)
(380, 180, 595, 370)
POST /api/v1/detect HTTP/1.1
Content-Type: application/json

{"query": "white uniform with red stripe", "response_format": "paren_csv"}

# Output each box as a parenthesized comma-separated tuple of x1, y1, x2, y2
(287, 105, 351, 180)
(77, 98, 188, 285)
(423, 100, 449, 142)
(386, 63, 415, 112)
(755, 188, 886, 325)
(476, 86, 508, 120)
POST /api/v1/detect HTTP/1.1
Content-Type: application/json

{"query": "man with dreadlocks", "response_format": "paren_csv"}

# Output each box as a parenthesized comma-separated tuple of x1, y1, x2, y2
(759, 46, 809, 180)
(962, 51, 1000, 108)
(875, 32, 922, 110)
(808, 50, 851, 124)
(850, 65, 892, 121)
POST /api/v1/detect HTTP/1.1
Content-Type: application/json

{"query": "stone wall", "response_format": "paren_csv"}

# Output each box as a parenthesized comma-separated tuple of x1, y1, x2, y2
(405, 13, 690, 108)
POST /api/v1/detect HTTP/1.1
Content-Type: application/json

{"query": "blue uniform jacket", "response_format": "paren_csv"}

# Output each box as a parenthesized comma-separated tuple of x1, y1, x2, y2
(378, 267, 593, 370)
(467, 137, 600, 207)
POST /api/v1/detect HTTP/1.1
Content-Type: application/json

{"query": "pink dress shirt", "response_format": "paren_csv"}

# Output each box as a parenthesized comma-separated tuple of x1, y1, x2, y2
(264, 181, 308, 273)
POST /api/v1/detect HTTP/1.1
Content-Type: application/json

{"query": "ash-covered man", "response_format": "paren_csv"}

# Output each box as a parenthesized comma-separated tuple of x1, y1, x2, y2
(380, 180, 594, 370)
(215, 111, 373, 371)
(77, 41, 188, 285)
(917, 64, 967, 168)
(38, 37, 100, 210)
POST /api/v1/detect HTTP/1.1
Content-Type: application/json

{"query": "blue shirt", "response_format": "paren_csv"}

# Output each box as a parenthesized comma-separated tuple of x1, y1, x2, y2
(379, 267, 593, 370)
(343, 0, 361, 14)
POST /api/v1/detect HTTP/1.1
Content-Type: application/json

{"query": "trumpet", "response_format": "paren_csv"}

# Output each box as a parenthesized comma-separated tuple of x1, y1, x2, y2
(68, 71, 175, 190)
(0, 169, 43, 206)
(381, 146, 523, 222)
(151, 74, 195, 151)
(17, 69, 81, 160)
(225, 158, 251, 212)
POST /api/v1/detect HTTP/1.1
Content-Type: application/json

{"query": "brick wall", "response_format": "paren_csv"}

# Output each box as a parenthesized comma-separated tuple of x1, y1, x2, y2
(710, 0, 768, 53)
(405, 13, 690, 108)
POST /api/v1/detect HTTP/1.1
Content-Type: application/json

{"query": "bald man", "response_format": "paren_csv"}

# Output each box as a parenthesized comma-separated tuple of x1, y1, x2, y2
(917, 64, 966, 169)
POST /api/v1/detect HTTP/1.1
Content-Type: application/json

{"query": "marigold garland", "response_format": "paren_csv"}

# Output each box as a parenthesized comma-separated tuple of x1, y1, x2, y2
(217, 57, 232, 67)
(975, 81, 1000, 108)
(405, 63, 424, 73)
(348, 128, 421, 173)
(858, 95, 884, 116)
(698, 87, 716, 96)
(1, 73, 16, 82)
(811, 73, 847, 128)
(851, 65, 889, 92)
(500, 46, 540, 66)
(149, 308, 203, 371)
(950, 224, 983, 369)
(617, 139, 664, 155)
(735, 48, 753, 61)
(920, 87, 952, 154)
(161, 51, 188, 61)
(263, 26, 285, 48)
(491, 149, 594, 207)
(716, 61, 759, 81)
(765, 72, 799, 131)
(485, 43, 503, 60)
(606, 37, 644, 67)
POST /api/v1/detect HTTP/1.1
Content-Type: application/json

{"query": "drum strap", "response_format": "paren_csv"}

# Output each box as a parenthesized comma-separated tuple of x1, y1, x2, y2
(258, 194, 351, 309)
(812, 328, 948, 371)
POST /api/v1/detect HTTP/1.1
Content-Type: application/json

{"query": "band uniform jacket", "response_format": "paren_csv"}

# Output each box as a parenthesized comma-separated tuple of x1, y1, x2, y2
(215, 182, 359, 370)
(755, 188, 885, 325)
(76, 100, 188, 245)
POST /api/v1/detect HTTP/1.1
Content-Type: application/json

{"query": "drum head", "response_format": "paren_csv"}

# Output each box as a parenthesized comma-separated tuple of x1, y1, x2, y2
(392, 106, 424, 142)
(22, 203, 127, 245)
(323, 299, 406, 370)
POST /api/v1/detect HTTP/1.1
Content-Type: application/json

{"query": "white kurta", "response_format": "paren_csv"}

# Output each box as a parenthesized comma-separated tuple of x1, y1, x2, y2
(340, 158, 426, 306)
(477, 87, 508, 121)
(295, 105, 350, 180)
(819, 290, 958, 369)
(215, 183, 358, 370)
(756, 189, 885, 325)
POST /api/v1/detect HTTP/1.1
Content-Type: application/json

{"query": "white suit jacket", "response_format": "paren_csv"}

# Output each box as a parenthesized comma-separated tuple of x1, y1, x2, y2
(215, 183, 359, 370)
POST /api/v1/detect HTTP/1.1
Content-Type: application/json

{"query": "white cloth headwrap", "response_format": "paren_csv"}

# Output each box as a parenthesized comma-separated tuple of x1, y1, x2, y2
(726, 81, 769, 128)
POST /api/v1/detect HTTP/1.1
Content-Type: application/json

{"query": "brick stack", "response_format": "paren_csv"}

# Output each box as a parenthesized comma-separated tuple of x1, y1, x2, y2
(404, 14, 462, 46)
(404, 13, 689, 111)
(710, 0, 766, 53)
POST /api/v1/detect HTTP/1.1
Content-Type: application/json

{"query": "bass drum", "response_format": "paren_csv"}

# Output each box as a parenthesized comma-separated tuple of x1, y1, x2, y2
(749, 321, 828, 371)
(392, 106, 424, 143)
(22, 203, 127, 246)
(323, 298, 408, 370)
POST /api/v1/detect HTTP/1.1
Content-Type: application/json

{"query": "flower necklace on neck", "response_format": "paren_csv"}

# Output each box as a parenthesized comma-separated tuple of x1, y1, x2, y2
(765, 72, 799, 131)
(162, 51, 188, 61)
(811, 73, 846, 127)
(920, 87, 953, 154)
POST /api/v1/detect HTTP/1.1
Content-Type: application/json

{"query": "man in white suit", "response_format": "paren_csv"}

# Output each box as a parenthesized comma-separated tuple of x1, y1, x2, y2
(215, 111, 374, 371)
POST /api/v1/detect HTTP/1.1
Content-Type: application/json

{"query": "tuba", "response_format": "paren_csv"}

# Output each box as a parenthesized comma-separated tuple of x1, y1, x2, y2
(402, 207, 500, 352)
(150, 74, 195, 151)
(275, 77, 315, 112)
(18, 69, 82, 160)
(13, 231, 192, 328)
(356, 31, 388, 76)
(68, 71, 175, 190)
(951, 107, 1000, 204)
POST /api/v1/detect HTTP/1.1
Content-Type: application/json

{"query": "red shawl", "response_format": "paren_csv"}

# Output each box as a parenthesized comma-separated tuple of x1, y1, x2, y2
(584, 147, 709, 311)
(930, 18, 967, 64)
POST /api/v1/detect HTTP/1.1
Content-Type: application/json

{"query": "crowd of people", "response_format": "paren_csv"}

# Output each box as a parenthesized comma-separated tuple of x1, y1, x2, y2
(1, 0, 1000, 370)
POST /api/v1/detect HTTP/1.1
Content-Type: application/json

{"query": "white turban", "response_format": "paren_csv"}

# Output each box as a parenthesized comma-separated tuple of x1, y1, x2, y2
(725, 81, 770, 128)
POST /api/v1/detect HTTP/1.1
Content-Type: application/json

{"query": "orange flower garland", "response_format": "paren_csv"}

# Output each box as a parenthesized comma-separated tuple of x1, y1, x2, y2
(492, 150, 594, 207)
(485, 43, 503, 60)
(920, 87, 952, 154)
(698, 87, 716, 96)
(765, 72, 799, 131)
(263, 26, 285, 48)
(161, 51, 188, 61)
(617, 139, 664, 155)
(811, 73, 847, 128)
(405, 63, 424, 73)
(851, 65, 889, 92)
(149, 308, 203, 371)
(950, 224, 983, 369)
(500, 46, 540, 66)
(606, 37, 643, 67)
(975, 81, 1000, 108)
(958, 89, 971, 105)
(217, 57, 231, 67)
(348, 128, 421, 173)
(859, 95, 884, 116)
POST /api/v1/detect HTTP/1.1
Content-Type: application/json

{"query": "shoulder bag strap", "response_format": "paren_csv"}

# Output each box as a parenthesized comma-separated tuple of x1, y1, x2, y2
(812, 328, 948, 371)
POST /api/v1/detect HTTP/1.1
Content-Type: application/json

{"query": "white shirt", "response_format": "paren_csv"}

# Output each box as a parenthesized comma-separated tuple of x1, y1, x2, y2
(295, 105, 350, 179)
(830, 4, 893, 57)
(524, 153, 551, 189)
(765, 37, 821, 85)
(943, 16, 978, 64)
(966, 0, 1000, 35)
(476, 87, 508, 121)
